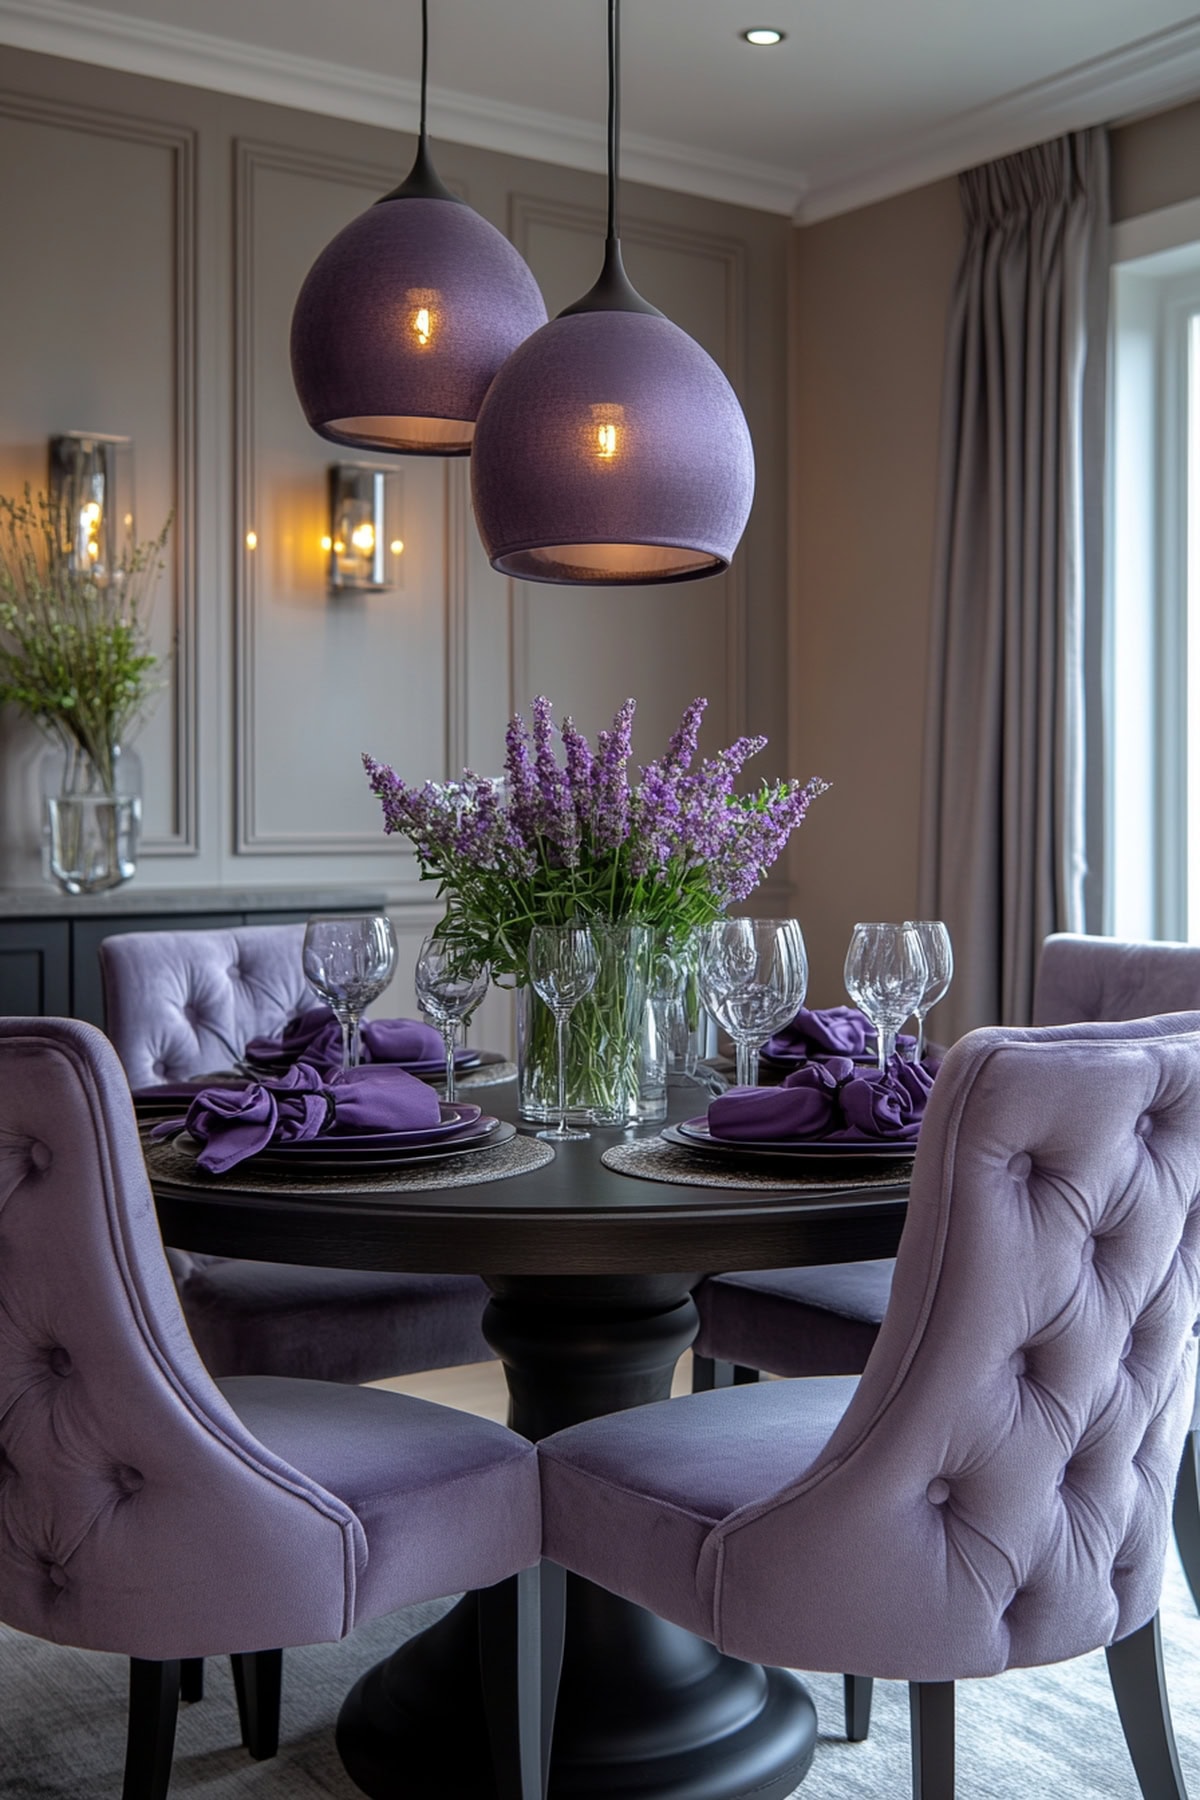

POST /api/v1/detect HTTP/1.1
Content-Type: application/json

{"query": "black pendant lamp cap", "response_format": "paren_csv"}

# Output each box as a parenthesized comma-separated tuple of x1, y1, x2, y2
(558, 236, 663, 319)
(377, 132, 462, 205)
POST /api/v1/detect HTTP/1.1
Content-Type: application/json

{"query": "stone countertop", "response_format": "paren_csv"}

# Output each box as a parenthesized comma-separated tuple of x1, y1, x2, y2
(0, 886, 390, 919)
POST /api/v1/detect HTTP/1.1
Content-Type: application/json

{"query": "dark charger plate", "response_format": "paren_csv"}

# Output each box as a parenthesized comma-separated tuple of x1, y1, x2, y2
(169, 1116, 512, 1174)
(662, 1117, 917, 1179)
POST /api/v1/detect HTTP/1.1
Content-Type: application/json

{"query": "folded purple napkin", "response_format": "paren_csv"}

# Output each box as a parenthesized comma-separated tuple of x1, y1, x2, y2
(156, 1061, 443, 1173)
(245, 1006, 445, 1073)
(765, 1006, 876, 1059)
(708, 1055, 935, 1144)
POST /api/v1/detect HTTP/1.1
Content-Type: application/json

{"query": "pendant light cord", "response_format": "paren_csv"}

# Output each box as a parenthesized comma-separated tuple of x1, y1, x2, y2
(607, 0, 619, 243)
(419, 0, 429, 148)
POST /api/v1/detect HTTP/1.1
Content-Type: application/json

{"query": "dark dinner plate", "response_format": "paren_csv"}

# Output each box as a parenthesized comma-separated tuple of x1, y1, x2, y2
(172, 1116, 511, 1173)
(662, 1117, 917, 1177)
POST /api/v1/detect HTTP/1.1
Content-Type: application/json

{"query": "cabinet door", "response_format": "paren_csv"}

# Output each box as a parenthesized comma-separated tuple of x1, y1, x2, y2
(0, 921, 71, 1016)
(73, 914, 243, 1029)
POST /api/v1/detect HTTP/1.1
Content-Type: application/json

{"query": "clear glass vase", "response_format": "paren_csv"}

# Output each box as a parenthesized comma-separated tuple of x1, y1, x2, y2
(517, 923, 653, 1127)
(41, 742, 142, 896)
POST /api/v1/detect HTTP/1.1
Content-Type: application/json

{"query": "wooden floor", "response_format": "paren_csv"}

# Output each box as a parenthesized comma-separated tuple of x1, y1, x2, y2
(370, 1351, 697, 1423)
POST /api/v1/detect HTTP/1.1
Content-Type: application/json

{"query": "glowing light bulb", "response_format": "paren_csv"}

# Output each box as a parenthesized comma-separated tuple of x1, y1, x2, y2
(320, 534, 332, 552)
(82, 501, 101, 525)
(414, 306, 432, 346)
(350, 522, 375, 553)
(390, 538, 404, 555)
(245, 530, 258, 550)
(86, 540, 99, 558)
(597, 422, 617, 459)
(333, 539, 346, 555)
(589, 403, 625, 462)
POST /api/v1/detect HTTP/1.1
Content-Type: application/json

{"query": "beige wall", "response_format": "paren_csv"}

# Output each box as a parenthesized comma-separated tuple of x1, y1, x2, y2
(786, 177, 962, 1003)
(787, 95, 1200, 1010)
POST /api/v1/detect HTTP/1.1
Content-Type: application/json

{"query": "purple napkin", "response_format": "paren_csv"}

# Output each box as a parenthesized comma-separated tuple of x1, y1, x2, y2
(156, 1061, 444, 1173)
(765, 1006, 876, 1059)
(708, 1055, 935, 1144)
(245, 1006, 445, 1073)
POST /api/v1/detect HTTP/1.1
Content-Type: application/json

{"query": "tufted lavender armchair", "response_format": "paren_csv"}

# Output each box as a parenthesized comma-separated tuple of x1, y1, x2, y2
(542, 1016, 1200, 1798)
(99, 924, 493, 1384)
(0, 1017, 545, 1800)
(691, 933, 1200, 1643)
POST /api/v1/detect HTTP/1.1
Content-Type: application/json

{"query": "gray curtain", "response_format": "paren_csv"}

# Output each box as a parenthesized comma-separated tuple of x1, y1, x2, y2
(918, 128, 1109, 1039)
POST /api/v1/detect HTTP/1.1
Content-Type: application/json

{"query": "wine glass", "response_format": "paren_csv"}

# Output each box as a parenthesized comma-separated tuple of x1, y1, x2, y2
(302, 914, 397, 1071)
(843, 922, 928, 1072)
(528, 924, 599, 1141)
(904, 920, 954, 1064)
(698, 918, 809, 1089)
(414, 936, 490, 1104)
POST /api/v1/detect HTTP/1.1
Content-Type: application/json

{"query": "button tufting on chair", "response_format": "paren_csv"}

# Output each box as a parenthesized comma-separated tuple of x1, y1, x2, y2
(1136, 1113, 1156, 1139)
(1007, 1152, 1032, 1179)
(98, 924, 495, 1386)
(28, 1141, 50, 1171)
(925, 1477, 951, 1505)
(45, 1564, 68, 1590)
(47, 1346, 73, 1377)
(113, 1465, 144, 1496)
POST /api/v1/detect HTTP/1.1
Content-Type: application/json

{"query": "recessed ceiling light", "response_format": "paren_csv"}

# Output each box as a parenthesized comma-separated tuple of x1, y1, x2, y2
(742, 27, 785, 46)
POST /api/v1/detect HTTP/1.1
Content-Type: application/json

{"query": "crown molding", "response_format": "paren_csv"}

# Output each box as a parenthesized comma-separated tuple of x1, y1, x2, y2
(4, 0, 1199, 227)
(796, 15, 1200, 223)
(0, 0, 805, 216)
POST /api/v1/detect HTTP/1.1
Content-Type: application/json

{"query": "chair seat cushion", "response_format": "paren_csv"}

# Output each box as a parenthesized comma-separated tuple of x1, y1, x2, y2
(221, 1377, 539, 1626)
(540, 1377, 859, 1642)
(694, 1262, 893, 1377)
(172, 1258, 492, 1382)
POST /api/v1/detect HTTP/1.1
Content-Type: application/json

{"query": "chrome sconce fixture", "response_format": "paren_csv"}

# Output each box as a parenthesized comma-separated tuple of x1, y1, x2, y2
(323, 464, 404, 594)
(48, 432, 133, 585)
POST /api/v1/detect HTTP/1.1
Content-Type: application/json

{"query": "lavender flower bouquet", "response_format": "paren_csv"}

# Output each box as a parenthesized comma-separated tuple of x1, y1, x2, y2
(364, 696, 826, 1123)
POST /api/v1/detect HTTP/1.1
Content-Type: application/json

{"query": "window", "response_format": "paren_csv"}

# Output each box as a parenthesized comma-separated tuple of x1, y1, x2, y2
(1108, 209, 1200, 941)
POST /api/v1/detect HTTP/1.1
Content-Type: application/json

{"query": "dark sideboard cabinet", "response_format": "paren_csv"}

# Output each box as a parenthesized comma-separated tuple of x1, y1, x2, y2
(0, 888, 389, 1028)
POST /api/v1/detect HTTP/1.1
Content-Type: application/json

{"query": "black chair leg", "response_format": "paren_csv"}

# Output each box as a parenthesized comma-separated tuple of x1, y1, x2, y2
(179, 1659, 204, 1704)
(844, 1673, 874, 1741)
(909, 1680, 954, 1800)
(480, 1564, 562, 1800)
(1106, 1613, 1188, 1800)
(124, 1658, 180, 1800)
(1173, 1428, 1200, 1614)
(231, 1649, 283, 1761)
(691, 1356, 757, 1391)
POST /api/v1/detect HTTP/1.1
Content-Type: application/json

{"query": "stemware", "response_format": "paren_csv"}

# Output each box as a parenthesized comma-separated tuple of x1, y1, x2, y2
(904, 919, 954, 1063)
(528, 924, 599, 1141)
(414, 936, 490, 1103)
(698, 917, 809, 1089)
(843, 922, 928, 1072)
(301, 913, 397, 1071)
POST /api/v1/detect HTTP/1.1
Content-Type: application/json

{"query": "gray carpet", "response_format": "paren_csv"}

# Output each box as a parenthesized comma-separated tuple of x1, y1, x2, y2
(1, 1554, 1196, 1798)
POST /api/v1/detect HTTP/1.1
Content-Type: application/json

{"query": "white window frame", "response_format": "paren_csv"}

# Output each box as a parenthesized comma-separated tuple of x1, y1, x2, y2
(1107, 203, 1200, 942)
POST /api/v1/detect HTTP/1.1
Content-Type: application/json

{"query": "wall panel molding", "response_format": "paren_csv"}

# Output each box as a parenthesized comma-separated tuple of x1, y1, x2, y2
(507, 192, 750, 738)
(0, 88, 200, 855)
(233, 136, 467, 855)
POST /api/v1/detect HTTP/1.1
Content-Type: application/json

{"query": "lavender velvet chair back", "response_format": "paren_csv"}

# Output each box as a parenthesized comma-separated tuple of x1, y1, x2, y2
(0, 1017, 365, 1661)
(1034, 932, 1200, 1030)
(709, 1016, 1200, 1679)
(99, 925, 312, 1088)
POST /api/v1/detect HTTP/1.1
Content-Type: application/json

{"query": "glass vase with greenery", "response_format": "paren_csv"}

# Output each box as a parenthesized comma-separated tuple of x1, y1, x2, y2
(0, 486, 170, 891)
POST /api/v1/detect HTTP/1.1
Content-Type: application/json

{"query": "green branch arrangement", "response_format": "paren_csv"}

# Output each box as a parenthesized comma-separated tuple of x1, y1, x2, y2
(0, 486, 170, 792)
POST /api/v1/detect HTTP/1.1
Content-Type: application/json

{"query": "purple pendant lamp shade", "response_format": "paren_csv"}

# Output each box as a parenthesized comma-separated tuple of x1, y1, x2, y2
(469, 0, 754, 585)
(470, 305, 754, 582)
(289, 1, 547, 457)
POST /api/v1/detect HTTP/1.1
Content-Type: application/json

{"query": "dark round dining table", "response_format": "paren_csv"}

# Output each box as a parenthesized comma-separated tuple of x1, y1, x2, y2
(149, 1083, 910, 1800)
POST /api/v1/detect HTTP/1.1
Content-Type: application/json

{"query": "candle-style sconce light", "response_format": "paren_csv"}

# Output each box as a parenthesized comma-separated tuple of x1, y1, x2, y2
(323, 463, 404, 594)
(48, 432, 134, 585)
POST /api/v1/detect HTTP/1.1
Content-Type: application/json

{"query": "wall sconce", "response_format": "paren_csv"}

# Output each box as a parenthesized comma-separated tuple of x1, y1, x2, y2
(323, 463, 403, 595)
(48, 432, 133, 586)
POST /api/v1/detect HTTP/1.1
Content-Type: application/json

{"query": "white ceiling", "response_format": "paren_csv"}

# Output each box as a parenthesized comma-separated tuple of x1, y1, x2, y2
(3, 0, 1200, 219)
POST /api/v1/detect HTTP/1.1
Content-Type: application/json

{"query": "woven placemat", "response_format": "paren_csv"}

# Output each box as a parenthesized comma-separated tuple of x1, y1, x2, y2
(144, 1128, 553, 1197)
(451, 1058, 516, 1090)
(601, 1136, 913, 1193)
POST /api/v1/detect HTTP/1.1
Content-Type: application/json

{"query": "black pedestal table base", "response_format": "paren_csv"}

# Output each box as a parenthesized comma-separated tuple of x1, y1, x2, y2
(337, 1275, 818, 1800)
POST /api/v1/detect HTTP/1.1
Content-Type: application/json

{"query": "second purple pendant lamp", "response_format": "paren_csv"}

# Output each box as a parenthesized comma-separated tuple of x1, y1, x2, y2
(291, 0, 755, 586)
(471, 0, 755, 584)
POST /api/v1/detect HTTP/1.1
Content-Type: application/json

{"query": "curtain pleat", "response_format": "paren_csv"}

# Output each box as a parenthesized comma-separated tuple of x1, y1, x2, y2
(918, 129, 1107, 1038)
